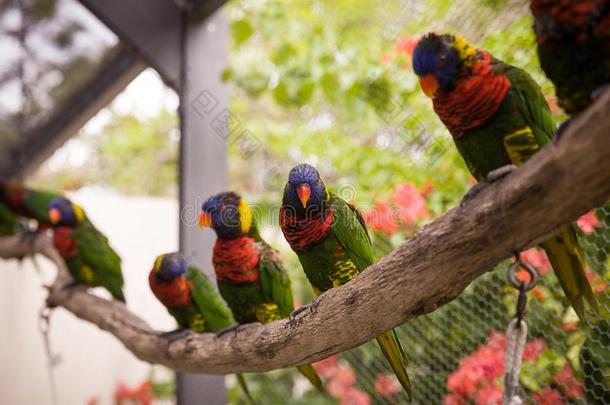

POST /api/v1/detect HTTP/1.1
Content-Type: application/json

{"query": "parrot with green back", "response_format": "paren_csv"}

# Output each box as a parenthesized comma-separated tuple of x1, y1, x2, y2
(412, 32, 599, 320)
(531, 0, 610, 117)
(279, 163, 413, 401)
(0, 203, 19, 236)
(0, 181, 61, 228)
(149, 252, 255, 403)
(199, 191, 325, 394)
(48, 197, 126, 302)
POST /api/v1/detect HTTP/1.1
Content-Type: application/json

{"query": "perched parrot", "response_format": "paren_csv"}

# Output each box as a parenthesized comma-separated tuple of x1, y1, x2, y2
(531, 0, 610, 116)
(412, 33, 599, 319)
(149, 252, 255, 403)
(199, 191, 325, 393)
(48, 197, 126, 303)
(0, 181, 61, 228)
(280, 164, 413, 400)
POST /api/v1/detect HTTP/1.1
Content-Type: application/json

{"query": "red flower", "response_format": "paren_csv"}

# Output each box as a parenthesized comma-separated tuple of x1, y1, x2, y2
(313, 355, 340, 379)
(362, 202, 398, 236)
(419, 180, 435, 198)
(443, 393, 465, 405)
(562, 322, 578, 332)
(532, 387, 565, 405)
(554, 365, 584, 400)
(577, 211, 602, 234)
(523, 338, 548, 361)
(341, 387, 371, 405)
(328, 366, 357, 399)
(586, 268, 608, 293)
(395, 37, 418, 56)
(114, 380, 153, 405)
(375, 374, 401, 398)
(521, 248, 552, 276)
(474, 382, 502, 405)
(391, 183, 428, 226)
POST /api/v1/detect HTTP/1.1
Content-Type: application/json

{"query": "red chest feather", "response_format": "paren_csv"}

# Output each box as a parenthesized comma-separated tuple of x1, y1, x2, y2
(148, 271, 192, 309)
(433, 51, 510, 139)
(213, 236, 260, 284)
(53, 227, 79, 259)
(280, 207, 334, 251)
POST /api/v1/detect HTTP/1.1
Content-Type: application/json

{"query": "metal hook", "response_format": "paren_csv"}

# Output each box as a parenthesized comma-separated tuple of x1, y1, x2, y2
(507, 252, 539, 292)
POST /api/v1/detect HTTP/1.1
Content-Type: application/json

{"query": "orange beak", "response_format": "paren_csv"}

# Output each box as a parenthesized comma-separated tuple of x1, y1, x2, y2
(198, 212, 212, 229)
(419, 74, 439, 98)
(296, 183, 311, 208)
(48, 208, 61, 224)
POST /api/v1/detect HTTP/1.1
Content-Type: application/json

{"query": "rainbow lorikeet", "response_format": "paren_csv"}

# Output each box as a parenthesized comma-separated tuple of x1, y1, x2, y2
(48, 197, 126, 302)
(199, 191, 325, 393)
(531, 0, 610, 116)
(149, 252, 254, 403)
(280, 164, 413, 400)
(412, 33, 599, 319)
(0, 182, 61, 228)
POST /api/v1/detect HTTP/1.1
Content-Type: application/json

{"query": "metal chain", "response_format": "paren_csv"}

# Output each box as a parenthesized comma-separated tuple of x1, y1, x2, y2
(503, 253, 539, 405)
(38, 306, 61, 405)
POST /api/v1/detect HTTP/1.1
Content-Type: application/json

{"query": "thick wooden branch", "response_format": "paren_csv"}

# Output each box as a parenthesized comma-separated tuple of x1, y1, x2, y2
(1, 91, 610, 374)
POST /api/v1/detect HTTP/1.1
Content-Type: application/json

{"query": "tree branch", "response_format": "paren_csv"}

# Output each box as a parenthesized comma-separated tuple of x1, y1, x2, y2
(1, 91, 610, 374)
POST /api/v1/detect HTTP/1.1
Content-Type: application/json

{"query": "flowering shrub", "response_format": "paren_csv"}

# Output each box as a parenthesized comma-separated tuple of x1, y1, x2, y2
(577, 211, 603, 235)
(313, 355, 371, 404)
(374, 374, 401, 399)
(362, 182, 429, 237)
(443, 331, 584, 405)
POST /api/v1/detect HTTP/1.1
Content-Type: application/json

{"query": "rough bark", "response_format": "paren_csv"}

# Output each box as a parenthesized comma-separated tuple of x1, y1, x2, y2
(1, 91, 610, 374)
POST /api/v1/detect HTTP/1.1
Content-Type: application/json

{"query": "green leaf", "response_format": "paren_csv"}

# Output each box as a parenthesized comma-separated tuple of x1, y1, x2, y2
(231, 19, 254, 46)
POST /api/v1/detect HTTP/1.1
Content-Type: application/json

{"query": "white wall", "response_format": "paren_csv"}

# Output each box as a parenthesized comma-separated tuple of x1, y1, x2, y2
(0, 189, 179, 405)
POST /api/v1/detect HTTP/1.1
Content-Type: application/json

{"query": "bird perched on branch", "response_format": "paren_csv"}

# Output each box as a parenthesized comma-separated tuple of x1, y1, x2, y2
(149, 252, 255, 403)
(48, 197, 126, 303)
(531, 0, 610, 116)
(412, 32, 599, 320)
(280, 164, 412, 400)
(199, 191, 325, 393)
(0, 182, 60, 229)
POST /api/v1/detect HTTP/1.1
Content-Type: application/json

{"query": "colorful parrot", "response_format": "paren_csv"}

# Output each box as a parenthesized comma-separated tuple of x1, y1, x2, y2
(48, 197, 126, 303)
(149, 252, 255, 403)
(280, 164, 412, 400)
(412, 33, 599, 320)
(0, 182, 61, 229)
(531, 0, 610, 116)
(199, 191, 325, 393)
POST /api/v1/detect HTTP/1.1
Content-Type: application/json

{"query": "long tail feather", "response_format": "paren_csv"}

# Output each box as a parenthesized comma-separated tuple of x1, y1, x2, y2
(236, 373, 257, 405)
(296, 364, 325, 393)
(541, 225, 599, 320)
(376, 329, 412, 400)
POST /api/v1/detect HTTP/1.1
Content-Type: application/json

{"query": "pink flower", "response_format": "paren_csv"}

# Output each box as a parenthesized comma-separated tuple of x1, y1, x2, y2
(554, 365, 584, 400)
(391, 183, 429, 226)
(375, 374, 401, 398)
(523, 338, 548, 361)
(577, 211, 602, 234)
(395, 37, 418, 56)
(328, 366, 357, 398)
(474, 382, 502, 405)
(341, 387, 371, 405)
(362, 202, 398, 236)
(521, 248, 552, 276)
(532, 387, 565, 405)
(443, 393, 466, 405)
(313, 355, 340, 379)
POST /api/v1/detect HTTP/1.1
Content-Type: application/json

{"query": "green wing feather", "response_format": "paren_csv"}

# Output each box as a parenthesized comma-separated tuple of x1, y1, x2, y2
(186, 266, 235, 332)
(73, 222, 125, 302)
(503, 64, 599, 319)
(329, 193, 374, 271)
(258, 244, 295, 318)
(329, 192, 412, 399)
(23, 189, 63, 225)
(0, 203, 18, 236)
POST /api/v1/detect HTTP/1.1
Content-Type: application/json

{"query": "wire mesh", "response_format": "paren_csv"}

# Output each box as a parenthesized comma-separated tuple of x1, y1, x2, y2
(219, 0, 610, 404)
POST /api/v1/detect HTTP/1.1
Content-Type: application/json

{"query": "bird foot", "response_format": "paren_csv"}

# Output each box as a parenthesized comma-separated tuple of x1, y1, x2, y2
(460, 165, 517, 207)
(591, 84, 610, 101)
(160, 328, 191, 342)
(289, 295, 323, 323)
(216, 322, 261, 338)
